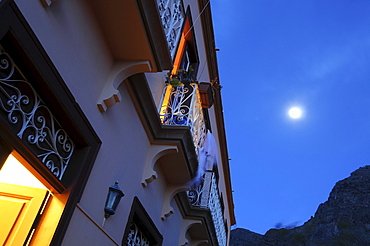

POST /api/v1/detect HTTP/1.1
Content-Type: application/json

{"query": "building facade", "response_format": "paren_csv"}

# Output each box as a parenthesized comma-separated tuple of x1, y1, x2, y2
(0, 0, 235, 245)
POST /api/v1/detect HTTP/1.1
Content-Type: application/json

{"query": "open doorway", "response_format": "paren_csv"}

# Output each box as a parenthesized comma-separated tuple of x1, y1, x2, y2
(0, 153, 67, 246)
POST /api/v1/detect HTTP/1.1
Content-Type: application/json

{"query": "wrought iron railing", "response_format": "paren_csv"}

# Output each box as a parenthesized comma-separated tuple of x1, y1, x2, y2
(159, 82, 207, 155)
(156, 0, 185, 59)
(188, 171, 227, 246)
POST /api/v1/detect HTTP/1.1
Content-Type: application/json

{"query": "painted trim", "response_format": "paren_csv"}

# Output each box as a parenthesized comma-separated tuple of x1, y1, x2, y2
(97, 60, 152, 112)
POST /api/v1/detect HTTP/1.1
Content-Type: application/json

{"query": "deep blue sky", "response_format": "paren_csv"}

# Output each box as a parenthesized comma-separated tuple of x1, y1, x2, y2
(211, 0, 370, 234)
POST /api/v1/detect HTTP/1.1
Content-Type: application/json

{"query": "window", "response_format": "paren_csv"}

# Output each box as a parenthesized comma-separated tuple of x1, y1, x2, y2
(170, 6, 199, 76)
(122, 197, 163, 246)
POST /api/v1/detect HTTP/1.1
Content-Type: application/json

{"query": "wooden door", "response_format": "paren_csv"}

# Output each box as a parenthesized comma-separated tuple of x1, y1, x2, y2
(0, 182, 48, 246)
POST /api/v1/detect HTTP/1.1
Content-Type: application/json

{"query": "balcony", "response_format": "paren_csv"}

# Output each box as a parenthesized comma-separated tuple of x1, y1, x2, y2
(158, 74, 227, 244)
(158, 75, 207, 155)
(187, 171, 227, 246)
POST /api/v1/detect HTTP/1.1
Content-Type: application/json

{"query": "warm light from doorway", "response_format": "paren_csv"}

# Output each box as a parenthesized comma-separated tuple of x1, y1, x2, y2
(0, 154, 47, 189)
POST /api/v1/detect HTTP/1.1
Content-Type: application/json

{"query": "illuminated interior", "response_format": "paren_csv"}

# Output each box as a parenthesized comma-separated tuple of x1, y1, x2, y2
(171, 32, 187, 75)
(171, 17, 191, 75)
(159, 85, 173, 123)
(0, 153, 67, 246)
(0, 154, 48, 189)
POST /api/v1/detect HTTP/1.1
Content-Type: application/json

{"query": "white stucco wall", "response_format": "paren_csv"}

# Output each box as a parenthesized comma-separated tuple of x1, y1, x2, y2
(12, 0, 233, 244)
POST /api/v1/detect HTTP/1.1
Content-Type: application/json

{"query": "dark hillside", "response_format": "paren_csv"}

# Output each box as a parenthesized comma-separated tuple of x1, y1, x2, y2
(231, 166, 370, 246)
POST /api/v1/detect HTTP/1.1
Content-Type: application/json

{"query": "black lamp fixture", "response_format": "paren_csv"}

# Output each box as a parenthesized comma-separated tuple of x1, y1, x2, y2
(104, 181, 124, 218)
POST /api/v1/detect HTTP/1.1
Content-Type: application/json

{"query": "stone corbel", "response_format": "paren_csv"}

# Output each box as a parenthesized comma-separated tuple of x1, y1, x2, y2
(161, 185, 190, 220)
(141, 145, 178, 187)
(98, 60, 152, 112)
(179, 220, 203, 246)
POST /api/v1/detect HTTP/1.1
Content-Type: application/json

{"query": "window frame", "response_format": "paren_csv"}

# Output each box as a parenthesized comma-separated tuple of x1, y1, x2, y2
(122, 197, 163, 246)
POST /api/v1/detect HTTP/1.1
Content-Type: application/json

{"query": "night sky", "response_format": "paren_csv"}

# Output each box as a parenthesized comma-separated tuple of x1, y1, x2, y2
(211, 0, 370, 234)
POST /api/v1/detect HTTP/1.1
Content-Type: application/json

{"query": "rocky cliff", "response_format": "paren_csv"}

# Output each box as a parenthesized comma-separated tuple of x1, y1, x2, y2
(230, 166, 370, 246)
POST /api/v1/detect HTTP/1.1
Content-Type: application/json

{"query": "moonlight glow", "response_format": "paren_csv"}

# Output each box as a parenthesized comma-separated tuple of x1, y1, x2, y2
(288, 107, 302, 119)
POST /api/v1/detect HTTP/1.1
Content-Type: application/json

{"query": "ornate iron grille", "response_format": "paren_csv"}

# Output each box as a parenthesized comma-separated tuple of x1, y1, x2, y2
(159, 83, 206, 155)
(157, 0, 185, 58)
(0, 49, 75, 181)
(188, 172, 227, 246)
(126, 222, 150, 246)
(188, 172, 212, 208)
(209, 173, 227, 246)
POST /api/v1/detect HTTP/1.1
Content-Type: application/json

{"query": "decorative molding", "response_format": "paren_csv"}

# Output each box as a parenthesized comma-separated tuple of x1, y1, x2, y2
(179, 220, 202, 246)
(141, 145, 178, 187)
(0, 50, 75, 181)
(161, 185, 189, 220)
(97, 60, 152, 112)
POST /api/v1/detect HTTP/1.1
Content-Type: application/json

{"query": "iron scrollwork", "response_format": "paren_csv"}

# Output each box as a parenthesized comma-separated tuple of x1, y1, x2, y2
(209, 173, 227, 246)
(159, 83, 207, 156)
(157, 0, 185, 58)
(188, 172, 227, 246)
(0, 50, 75, 181)
(126, 222, 150, 246)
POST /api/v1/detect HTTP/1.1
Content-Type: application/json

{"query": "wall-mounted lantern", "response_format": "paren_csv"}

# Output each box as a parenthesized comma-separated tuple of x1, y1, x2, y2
(104, 181, 124, 218)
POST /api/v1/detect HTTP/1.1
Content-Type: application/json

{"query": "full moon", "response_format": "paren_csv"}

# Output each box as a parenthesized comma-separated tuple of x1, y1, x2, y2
(288, 107, 302, 119)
